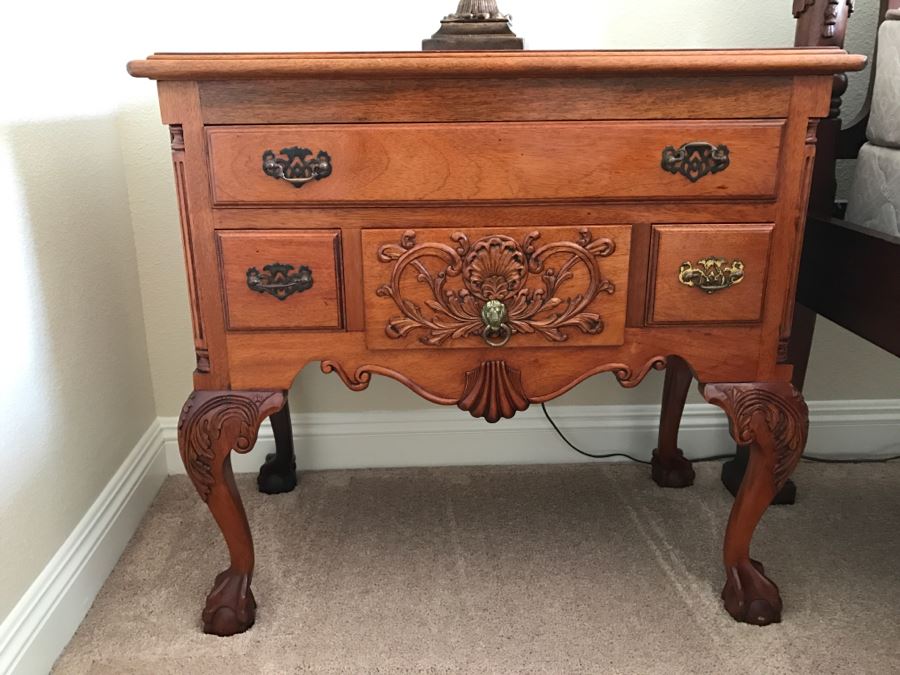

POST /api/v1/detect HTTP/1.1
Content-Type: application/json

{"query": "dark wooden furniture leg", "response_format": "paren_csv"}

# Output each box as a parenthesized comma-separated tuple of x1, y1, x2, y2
(703, 382, 808, 625)
(178, 390, 285, 636)
(257, 395, 297, 494)
(651, 356, 695, 488)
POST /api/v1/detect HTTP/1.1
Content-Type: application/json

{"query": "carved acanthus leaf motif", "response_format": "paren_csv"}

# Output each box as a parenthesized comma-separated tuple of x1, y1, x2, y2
(178, 391, 284, 501)
(376, 229, 616, 347)
(458, 360, 530, 422)
(703, 383, 808, 491)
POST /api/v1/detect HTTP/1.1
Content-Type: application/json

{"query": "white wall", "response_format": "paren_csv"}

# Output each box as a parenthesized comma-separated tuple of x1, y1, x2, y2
(1, 0, 897, 629)
(0, 27, 158, 625)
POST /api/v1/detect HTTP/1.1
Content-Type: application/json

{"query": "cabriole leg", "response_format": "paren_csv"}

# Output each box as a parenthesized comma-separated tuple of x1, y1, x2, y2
(178, 389, 285, 636)
(702, 382, 808, 626)
(257, 396, 298, 494)
(651, 356, 696, 488)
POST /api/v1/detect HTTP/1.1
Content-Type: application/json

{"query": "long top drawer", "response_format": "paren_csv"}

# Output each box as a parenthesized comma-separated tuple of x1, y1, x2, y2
(207, 121, 784, 206)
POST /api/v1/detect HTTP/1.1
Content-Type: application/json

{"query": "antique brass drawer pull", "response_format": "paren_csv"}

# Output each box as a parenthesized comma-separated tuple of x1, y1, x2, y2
(661, 142, 730, 182)
(246, 263, 313, 300)
(678, 258, 744, 294)
(481, 299, 512, 348)
(262, 147, 333, 187)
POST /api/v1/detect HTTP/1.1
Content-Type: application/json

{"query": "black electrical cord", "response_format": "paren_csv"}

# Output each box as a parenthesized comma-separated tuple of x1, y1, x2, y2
(541, 402, 900, 465)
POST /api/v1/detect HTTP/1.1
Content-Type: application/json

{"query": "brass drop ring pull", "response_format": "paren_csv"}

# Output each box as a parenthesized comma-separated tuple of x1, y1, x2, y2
(482, 324, 512, 348)
(281, 175, 318, 186)
(678, 257, 744, 294)
(262, 147, 333, 188)
(481, 299, 511, 347)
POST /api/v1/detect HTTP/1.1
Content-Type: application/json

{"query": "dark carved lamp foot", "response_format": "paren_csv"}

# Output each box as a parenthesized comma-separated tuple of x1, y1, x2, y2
(257, 452, 298, 494)
(722, 559, 783, 626)
(650, 448, 696, 488)
(202, 568, 257, 636)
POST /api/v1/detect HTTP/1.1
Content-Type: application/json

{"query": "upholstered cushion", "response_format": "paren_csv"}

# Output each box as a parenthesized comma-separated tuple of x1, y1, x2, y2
(846, 142, 900, 238)
(867, 11, 900, 148)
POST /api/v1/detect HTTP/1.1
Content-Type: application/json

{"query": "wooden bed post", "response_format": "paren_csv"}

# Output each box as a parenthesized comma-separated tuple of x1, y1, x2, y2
(793, 0, 854, 215)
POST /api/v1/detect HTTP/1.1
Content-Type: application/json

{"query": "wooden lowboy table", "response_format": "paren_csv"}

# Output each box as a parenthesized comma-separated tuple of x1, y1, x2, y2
(128, 48, 864, 635)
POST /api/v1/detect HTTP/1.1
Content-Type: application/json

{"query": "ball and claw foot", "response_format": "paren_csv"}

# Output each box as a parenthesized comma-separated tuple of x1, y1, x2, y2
(650, 448, 696, 488)
(257, 452, 297, 494)
(722, 558, 783, 626)
(202, 568, 257, 636)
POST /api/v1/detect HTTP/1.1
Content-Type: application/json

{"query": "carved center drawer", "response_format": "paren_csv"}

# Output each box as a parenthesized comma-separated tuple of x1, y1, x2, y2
(362, 225, 631, 350)
(206, 121, 784, 205)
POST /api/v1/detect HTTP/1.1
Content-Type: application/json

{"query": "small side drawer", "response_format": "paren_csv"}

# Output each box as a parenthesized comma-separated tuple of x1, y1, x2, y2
(647, 224, 773, 325)
(217, 230, 343, 331)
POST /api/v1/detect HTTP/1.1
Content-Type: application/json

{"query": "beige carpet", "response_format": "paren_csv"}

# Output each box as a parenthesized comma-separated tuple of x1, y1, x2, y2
(54, 462, 900, 674)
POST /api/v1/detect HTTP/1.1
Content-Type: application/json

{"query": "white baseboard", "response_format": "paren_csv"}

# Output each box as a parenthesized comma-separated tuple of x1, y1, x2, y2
(161, 399, 900, 475)
(0, 423, 167, 675)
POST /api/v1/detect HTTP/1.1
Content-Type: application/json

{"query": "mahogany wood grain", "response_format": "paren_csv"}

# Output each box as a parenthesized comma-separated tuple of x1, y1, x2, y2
(198, 77, 795, 125)
(361, 225, 631, 350)
(651, 356, 696, 488)
(211, 205, 780, 342)
(744, 75, 832, 387)
(625, 223, 653, 328)
(647, 224, 774, 324)
(208, 122, 784, 206)
(157, 82, 229, 390)
(216, 230, 343, 331)
(178, 390, 285, 635)
(211, 203, 780, 231)
(169, 125, 207, 372)
(703, 381, 808, 625)
(222, 329, 767, 400)
(339, 227, 366, 332)
(133, 49, 861, 633)
(128, 49, 866, 80)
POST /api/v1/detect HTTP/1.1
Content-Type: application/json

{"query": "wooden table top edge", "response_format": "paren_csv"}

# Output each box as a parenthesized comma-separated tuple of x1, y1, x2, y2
(127, 48, 866, 80)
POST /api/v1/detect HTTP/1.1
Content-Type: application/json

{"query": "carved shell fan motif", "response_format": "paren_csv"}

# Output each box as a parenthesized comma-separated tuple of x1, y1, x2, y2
(376, 228, 616, 347)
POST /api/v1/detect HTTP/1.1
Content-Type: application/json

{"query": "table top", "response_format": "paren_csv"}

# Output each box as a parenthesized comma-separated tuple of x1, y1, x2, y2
(127, 48, 866, 80)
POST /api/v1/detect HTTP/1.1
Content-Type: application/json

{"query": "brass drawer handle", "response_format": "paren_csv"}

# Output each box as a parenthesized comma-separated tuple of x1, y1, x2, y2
(262, 147, 333, 188)
(246, 263, 313, 300)
(481, 300, 512, 348)
(661, 142, 730, 182)
(678, 258, 744, 294)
